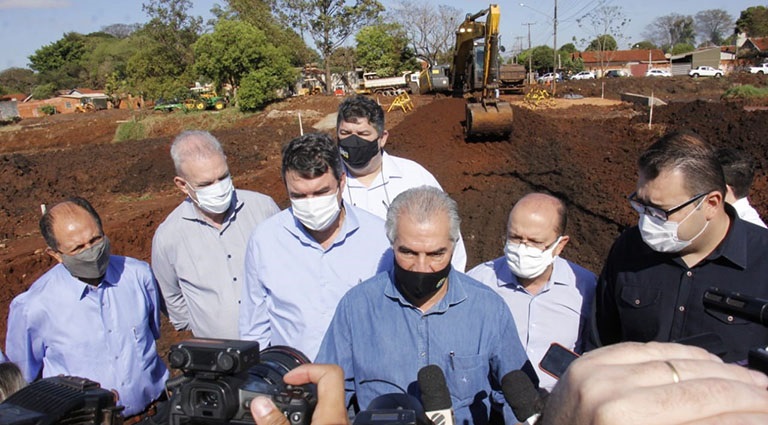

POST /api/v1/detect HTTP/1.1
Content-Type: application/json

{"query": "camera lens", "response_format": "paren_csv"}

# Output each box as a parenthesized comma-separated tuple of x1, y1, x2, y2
(194, 389, 220, 408)
(259, 346, 311, 375)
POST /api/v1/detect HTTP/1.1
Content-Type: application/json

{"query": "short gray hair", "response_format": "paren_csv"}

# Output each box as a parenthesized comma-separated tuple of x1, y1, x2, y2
(385, 186, 461, 244)
(170, 130, 226, 178)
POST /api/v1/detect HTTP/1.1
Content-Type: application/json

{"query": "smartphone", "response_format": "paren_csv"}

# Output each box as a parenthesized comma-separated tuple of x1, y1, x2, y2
(538, 343, 580, 380)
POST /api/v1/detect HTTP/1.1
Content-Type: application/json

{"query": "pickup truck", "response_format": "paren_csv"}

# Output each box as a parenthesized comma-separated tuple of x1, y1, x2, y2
(688, 66, 723, 78)
(750, 63, 768, 74)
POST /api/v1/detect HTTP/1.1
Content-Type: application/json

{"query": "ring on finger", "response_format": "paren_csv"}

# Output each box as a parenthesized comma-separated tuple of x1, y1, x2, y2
(664, 360, 681, 384)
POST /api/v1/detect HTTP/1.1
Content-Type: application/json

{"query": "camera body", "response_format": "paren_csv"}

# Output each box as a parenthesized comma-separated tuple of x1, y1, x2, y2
(167, 339, 316, 425)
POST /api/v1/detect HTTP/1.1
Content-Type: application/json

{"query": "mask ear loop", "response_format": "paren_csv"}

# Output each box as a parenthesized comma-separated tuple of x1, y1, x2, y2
(380, 148, 391, 210)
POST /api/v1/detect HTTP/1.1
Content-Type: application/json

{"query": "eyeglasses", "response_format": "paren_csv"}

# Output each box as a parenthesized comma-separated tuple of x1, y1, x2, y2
(507, 235, 561, 251)
(628, 191, 707, 221)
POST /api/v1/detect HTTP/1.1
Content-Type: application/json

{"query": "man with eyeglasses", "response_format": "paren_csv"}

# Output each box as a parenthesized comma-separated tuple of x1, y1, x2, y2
(468, 192, 596, 391)
(591, 131, 768, 362)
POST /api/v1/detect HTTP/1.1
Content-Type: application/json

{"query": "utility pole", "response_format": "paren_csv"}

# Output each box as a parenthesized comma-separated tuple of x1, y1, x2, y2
(523, 22, 535, 84)
(514, 36, 525, 63)
(552, 0, 558, 94)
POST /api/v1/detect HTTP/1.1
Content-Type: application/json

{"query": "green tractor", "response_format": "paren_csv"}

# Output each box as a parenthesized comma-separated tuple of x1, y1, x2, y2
(184, 87, 227, 111)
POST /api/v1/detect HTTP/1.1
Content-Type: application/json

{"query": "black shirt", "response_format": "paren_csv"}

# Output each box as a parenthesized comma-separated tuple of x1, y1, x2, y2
(591, 205, 768, 362)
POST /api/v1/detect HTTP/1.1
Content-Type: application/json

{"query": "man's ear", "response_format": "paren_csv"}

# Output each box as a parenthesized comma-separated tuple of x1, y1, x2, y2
(174, 176, 190, 196)
(553, 235, 570, 257)
(704, 191, 723, 220)
(46, 247, 63, 264)
(379, 130, 388, 150)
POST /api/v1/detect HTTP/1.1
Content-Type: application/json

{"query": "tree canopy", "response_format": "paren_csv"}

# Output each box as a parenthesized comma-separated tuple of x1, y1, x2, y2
(355, 22, 418, 76)
(736, 6, 768, 37)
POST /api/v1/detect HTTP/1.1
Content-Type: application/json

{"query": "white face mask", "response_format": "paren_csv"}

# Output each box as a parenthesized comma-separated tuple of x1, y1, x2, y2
(638, 198, 708, 253)
(505, 236, 561, 280)
(291, 190, 341, 232)
(189, 176, 234, 214)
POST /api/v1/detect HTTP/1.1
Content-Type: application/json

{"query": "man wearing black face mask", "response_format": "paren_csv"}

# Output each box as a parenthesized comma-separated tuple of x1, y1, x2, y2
(316, 186, 535, 425)
(336, 96, 468, 272)
(6, 197, 169, 423)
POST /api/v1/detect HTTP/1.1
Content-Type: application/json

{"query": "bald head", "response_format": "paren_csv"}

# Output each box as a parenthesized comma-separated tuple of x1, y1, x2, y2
(170, 130, 227, 179)
(507, 193, 567, 244)
(39, 197, 103, 252)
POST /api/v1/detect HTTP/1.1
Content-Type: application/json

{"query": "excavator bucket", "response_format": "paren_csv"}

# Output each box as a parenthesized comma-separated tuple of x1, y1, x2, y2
(466, 101, 513, 139)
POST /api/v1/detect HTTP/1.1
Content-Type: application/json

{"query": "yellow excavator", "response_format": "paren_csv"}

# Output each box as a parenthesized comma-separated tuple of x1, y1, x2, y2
(451, 4, 514, 138)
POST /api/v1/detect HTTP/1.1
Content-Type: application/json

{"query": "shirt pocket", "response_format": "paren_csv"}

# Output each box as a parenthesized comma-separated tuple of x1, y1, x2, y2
(444, 353, 488, 406)
(618, 286, 662, 341)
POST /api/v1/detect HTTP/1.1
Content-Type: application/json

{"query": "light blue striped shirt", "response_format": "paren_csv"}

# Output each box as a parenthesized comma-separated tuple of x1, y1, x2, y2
(239, 202, 392, 360)
(6, 256, 169, 416)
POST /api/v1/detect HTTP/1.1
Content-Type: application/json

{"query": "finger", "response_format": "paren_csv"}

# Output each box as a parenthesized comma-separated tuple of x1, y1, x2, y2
(594, 378, 768, 425)
(251, 396, 289, 425)
(594, 359, 768, 389)
(285, 364, 349, 425)
(678, 413, 768, 425)
(580, 342, 721, 366)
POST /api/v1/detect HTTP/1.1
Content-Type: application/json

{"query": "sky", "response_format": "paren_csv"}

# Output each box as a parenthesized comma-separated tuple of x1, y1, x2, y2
(0, 0, 754, 71)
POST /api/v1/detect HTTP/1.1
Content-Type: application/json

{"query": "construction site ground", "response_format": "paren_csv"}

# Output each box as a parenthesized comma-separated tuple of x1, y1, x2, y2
(2, 74, 767, 357)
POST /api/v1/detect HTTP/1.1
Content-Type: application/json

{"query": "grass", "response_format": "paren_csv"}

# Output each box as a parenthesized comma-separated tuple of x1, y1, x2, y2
(722, 84, 768, 99)
(112, 107, 253, 142)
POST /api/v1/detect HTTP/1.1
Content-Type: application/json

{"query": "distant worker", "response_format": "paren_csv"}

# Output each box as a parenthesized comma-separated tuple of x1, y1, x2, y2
(468, 193, 596, 390)
(239, 132, 391, 360)
(152, 130, 279, 339)
(716, 146, 767, 228)
(335, 95, 468, 271)
(6, 197, 169, 421)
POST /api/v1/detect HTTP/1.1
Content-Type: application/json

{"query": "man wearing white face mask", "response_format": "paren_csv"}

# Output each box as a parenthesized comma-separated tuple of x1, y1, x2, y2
(591, 131, 768, 363)
(152, 130, 280, 339)
(468, 193, 596, 390)
(240, 132, 392, 360)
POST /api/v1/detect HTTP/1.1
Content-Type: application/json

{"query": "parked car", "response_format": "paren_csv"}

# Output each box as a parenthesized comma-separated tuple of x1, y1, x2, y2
(570, 71, 596, 80)
(537, 72, 562, 84)
(646, 69, 672, 77)
(688, 66, 723, 78)
(749, 63, 768, 74)
(604, 70, 628, 78)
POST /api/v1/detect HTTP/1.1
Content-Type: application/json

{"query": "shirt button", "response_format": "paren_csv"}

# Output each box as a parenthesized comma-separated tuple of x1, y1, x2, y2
(678, 306, 685, 312)
(634, 299, 641, 305)
(233, 277, 237, 281)
(420, 352, 426, 358)
(686, 271, 692, 277)
(228, 254, 232, 259)
(727, 315, 734, 322)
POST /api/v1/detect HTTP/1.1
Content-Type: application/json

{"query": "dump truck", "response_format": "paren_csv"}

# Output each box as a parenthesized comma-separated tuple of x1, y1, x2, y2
(352, 69, 414, 95)
(451, 4, 514, 138)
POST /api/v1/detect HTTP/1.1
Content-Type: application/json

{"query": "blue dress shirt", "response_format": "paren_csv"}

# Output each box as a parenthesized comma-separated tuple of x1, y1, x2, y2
(6, 256, 169, 416)
(316, 268, 531, 425)
(468, 256, 596, 390)
(240, 202, 392, 360)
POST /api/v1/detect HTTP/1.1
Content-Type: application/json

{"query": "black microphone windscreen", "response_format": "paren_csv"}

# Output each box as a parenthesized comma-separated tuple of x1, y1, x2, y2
(501, 370, 540, 421)
(417, 364, 452, 411)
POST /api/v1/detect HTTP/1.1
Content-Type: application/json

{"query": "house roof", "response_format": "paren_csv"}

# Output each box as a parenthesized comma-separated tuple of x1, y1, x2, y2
(572, 49, 666, 64)
(746, 37, 768, 52)
(0, 93, 29, 102)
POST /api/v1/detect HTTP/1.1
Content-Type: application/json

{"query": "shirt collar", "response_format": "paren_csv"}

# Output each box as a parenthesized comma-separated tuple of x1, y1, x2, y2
(706, 203, 748, 269)
(383, 267, 468, 313)
(60, 257, 118, 300)
(344, 152, 405, 189)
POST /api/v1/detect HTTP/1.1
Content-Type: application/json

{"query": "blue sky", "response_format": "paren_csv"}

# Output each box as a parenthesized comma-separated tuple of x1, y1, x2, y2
(0, 0, 752, 71)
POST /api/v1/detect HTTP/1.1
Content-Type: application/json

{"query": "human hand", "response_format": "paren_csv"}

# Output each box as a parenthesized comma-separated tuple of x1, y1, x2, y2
(250, 363, 349, 425)
(539, 341, 768, 425)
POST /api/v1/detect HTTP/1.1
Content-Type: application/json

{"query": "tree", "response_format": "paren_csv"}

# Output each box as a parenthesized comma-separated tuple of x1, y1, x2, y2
(631, 41, 657, 50)
(355, 23, 418, 76)
(29, 32, 87, 74)
(670, 43, 695, 55)
(643, 13, 695, 51)
(237, 61, 295, 111)
(695, 9, 733, 46)
(736, 6, 768, 38)
(386, 0, 463, 66)
(101, 23, 142, 39)
(577, 5, 629, 76)
(0, 68, 37, 94)
(194, 19, 294, 103)
(270, 0, 384, 92)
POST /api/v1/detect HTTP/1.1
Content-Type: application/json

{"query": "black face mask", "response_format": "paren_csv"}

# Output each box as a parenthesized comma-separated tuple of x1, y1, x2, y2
(338, 134, 380, 169)
(394, 260, 451, 302)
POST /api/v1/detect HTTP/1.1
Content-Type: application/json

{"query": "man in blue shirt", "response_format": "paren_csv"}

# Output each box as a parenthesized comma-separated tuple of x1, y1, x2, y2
(5, 197, 169, 420)
(316, 186, 532, 425)
(468, 193, 596, 391)
(240, 133, 391, 360)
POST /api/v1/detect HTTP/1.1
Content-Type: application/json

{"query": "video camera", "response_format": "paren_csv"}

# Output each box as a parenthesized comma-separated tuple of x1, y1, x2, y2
(166, 338, 317, 425)
(703, 288, 768, 373)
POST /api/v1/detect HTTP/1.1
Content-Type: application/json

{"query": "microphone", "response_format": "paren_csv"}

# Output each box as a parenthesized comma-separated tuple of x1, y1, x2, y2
(417, 365, 455, 425)
(501, 370, 545, 425)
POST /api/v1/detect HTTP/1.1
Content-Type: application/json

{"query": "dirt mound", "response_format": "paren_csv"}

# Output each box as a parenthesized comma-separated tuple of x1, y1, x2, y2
(2, 76, 768, 358)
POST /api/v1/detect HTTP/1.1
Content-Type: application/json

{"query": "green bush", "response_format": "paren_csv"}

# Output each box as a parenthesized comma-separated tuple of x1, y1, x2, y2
(722, 85, 768, 99)
(114, 119, 146, 141)
(38, 104, 57, 115)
